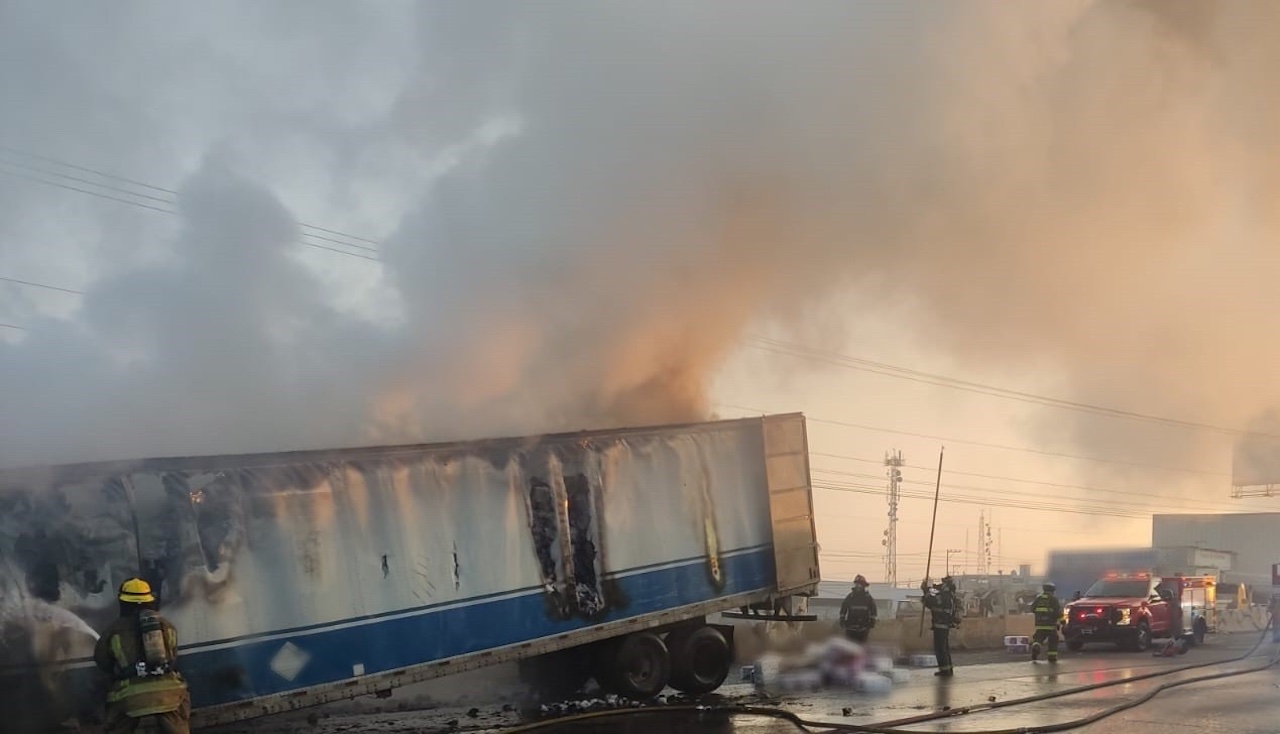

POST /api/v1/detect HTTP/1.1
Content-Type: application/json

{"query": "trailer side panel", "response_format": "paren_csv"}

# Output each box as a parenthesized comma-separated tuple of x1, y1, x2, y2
(0, 415, 807, 731)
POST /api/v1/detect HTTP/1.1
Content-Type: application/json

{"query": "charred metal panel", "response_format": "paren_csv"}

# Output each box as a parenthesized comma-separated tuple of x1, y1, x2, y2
(0, 415, 803, 729)
(526, 473, 570, 618)
(562, 462, 606, 617)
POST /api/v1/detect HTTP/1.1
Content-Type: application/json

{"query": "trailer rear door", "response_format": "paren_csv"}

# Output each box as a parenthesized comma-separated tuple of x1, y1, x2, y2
(761, 414, 820, 595)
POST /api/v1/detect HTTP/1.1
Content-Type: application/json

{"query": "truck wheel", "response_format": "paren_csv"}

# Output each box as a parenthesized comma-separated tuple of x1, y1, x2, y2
(518, 647, 591, 701)
(597, 632, 670, 700)
(668, 626, 732, 695)
(1066, 638, 1085, 652)
(1129, 622, 1152, 652)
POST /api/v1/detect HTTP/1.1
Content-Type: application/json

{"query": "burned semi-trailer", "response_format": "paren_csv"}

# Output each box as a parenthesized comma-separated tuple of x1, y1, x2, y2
(0, 413, 820, 732)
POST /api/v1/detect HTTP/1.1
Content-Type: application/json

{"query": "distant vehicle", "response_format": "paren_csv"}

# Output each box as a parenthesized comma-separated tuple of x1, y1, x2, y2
(1063, 573, 1215, 652)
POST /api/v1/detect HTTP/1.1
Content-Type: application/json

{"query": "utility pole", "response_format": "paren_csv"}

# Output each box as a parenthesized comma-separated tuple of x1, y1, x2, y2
(946, 548, 962, 576)
(883, 450, 905, 587)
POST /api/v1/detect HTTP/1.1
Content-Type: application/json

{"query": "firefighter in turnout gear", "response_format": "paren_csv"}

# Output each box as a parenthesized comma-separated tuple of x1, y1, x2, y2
(1031, 581, 1062, 663)
(839, 575, 878, 644)
(921, 576, 961, 677)
(93, 578, 191, 734)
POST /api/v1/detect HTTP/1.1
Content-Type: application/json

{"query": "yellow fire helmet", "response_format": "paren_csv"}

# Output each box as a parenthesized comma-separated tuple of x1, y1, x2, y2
(118, 577, 155, 604)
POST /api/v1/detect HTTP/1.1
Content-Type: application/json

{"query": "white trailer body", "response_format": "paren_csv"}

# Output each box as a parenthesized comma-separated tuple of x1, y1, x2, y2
(0, 413, 818, 731)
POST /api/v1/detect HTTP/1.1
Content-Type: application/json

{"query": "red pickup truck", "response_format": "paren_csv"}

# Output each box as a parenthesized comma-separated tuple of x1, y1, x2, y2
(1063, 573, 1185, 652)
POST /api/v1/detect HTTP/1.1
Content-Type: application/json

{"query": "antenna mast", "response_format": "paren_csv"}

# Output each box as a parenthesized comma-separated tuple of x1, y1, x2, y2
(884, 449, 905, 586)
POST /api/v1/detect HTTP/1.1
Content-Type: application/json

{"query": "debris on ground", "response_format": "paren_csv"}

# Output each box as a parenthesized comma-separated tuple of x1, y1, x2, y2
(1154, 638, 1190, 657)
(744, 638, 912, 694)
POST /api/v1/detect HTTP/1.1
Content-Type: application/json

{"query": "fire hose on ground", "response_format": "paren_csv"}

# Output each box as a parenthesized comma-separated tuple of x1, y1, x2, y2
(498, 613, 1276, 734)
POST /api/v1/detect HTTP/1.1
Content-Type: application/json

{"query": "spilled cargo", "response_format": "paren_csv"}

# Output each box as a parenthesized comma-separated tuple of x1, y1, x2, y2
(0, 413, 820, 732)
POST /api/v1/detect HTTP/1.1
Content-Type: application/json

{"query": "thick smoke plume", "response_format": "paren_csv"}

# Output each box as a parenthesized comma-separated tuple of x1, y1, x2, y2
(2, 1, 1280, 470)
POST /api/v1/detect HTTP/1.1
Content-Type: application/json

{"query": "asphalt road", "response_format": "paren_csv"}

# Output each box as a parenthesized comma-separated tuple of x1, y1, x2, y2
(208, 632, 1277, 734)
(518, 633, 1278, 734)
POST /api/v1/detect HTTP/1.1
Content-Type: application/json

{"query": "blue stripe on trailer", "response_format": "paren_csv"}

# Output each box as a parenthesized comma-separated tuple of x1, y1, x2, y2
(183, 545, 776, 709)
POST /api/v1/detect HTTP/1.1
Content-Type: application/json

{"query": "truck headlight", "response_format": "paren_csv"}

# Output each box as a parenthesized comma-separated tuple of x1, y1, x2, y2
(1114, 608, 1131, 626)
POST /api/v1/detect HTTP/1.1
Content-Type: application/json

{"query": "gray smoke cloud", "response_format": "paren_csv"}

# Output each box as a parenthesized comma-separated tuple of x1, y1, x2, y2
(2, 1, 1279, 472)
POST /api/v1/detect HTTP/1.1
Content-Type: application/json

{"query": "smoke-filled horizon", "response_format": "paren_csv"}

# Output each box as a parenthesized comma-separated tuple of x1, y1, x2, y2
(3, 1, 1280, 474)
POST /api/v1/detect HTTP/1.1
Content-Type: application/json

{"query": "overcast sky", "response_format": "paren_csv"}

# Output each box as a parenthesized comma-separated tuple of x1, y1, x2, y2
(2, 1, 1279, 581)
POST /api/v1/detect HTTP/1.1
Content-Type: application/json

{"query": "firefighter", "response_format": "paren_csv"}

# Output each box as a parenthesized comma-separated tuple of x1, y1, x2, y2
(1031, 581, 1062, 663)
(93, 578, 191, 734)
(921, 576, 960, 677)
(839, 574, 878, 643)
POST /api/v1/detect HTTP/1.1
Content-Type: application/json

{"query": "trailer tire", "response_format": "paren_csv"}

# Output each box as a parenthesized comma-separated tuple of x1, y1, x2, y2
(668, 626, 732, 695)
(595, 632, 670, 700)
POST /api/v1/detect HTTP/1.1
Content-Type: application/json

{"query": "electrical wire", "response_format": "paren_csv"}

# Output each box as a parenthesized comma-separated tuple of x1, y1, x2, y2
(0, 153, 382, 262)
(744, 335, 1267, 440)
(0, 275, 85, 295)
(716, 402, 1228, 478)
(0, 146, 382, 247)
(812, 480, 1153, 520)
(811, 451, 1270, 513)
(811, 465, 1252, 516)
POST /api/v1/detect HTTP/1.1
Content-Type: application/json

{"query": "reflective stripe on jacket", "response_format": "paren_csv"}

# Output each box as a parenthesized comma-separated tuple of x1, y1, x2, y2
(1032, 593, 1062, 630)
(94, 614, 188, 716)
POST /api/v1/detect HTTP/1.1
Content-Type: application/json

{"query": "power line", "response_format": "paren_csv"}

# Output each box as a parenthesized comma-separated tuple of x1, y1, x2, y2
(0, 162, 380, 259)
(715, 402, 1228, 478)
(0, 147, 382, 249)
(744, 335, 1266, 440)
(812, 468, 1157, 515)
(813, 477, 1149, 519)
(809, 451, 1262, 512)
(0, 276, 85, 295)
(0, 144, 174, 194)
(812, 479, 1153, 519)
(0, 158, 175, 206)
(0, 322, 25, 331)
(814, 507, 1105, 538)
(0, 150, 383, 261)
(810, 466, 1237, 516)
(0, 164, 176, 215)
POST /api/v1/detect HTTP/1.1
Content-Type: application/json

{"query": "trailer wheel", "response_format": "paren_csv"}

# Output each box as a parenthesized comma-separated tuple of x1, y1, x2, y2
(595, 632, 670, 700)
(518, 647, 591, 701)
(668, 626, 732, 695)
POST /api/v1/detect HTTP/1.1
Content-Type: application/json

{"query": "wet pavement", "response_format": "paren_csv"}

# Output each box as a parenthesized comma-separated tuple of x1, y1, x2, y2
(209, 633, 1277, 734)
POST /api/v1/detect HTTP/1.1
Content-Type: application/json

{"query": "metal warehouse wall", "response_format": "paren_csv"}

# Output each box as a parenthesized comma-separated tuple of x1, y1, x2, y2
(1152, 513, 1280, 585)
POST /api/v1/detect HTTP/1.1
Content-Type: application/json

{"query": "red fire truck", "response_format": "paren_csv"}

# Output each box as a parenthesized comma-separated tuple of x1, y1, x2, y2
(1063, 572, 1216, 652)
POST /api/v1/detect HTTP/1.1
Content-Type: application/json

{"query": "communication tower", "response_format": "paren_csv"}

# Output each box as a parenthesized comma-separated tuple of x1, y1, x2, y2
(884, 450, 904, 586)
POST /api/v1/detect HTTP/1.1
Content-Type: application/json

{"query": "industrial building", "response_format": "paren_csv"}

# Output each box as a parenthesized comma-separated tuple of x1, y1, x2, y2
(1152, 513, 1280, 589)
(1045, 546, 1238, 602)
